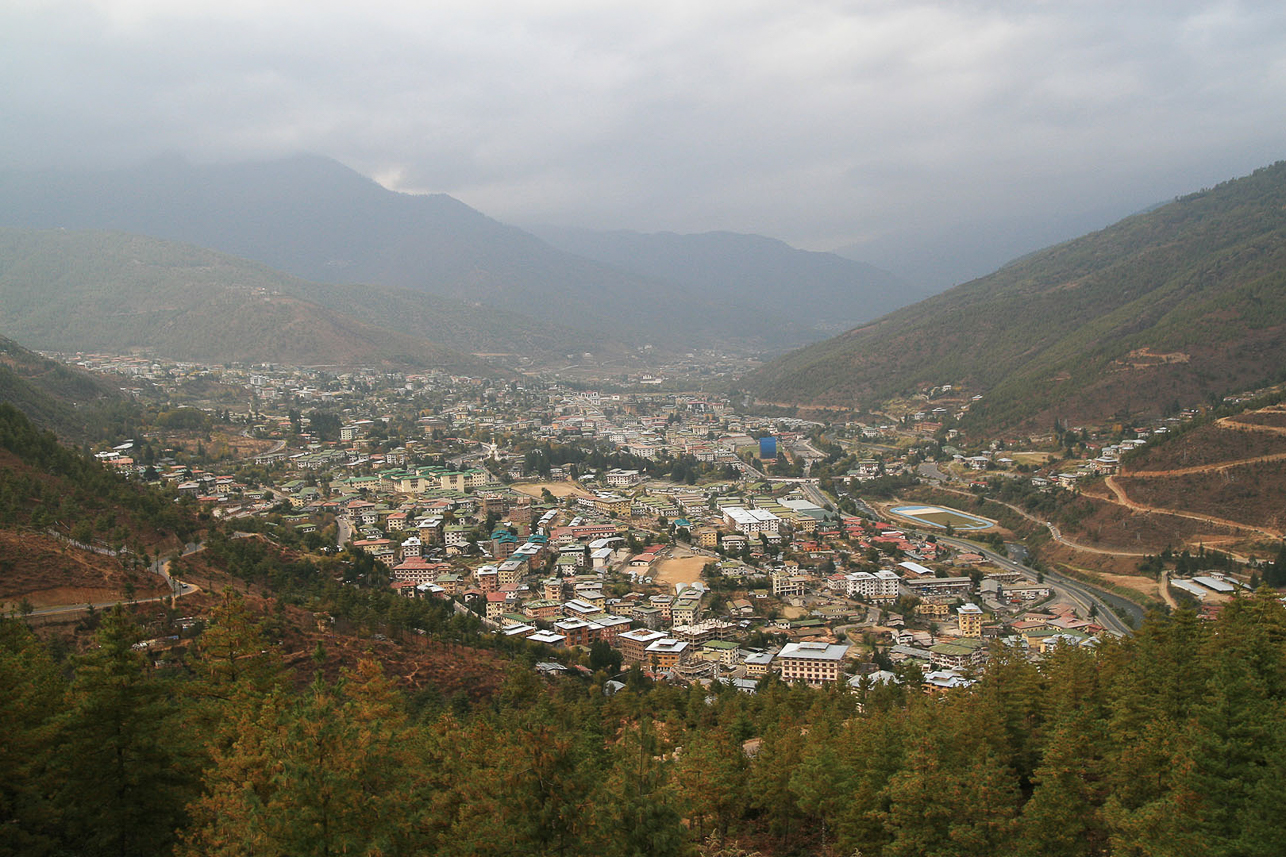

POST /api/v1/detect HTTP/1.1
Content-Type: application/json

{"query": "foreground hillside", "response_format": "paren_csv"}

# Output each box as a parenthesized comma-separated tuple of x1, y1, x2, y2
(6, 584, 1286, 856)
(743, 161, 1286, 433)
(0, 397, 510, 691)
(0, 229, 506, 374)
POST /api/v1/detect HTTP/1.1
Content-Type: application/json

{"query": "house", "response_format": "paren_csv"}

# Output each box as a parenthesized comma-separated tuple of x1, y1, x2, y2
(743, 651, 775, 676)
(553, 619, 596, 648)
(901, 576, 974, 603)
(485, 592, 512, 620)
(671, 596, 702, 626)
(524, 599, 561, 620)
(700, 639, 740, 667)
(929, 638, 988, 670)
(604, 468, 642, 488)
(694, 527, 719, 548)
(594, 614, 632, 644)
(400, 536, 423, 560)
(723, 507, 781, 537)
(618, 628, 668, 663)
(922, 669, 974, 694)
(772, 571, 808, 598)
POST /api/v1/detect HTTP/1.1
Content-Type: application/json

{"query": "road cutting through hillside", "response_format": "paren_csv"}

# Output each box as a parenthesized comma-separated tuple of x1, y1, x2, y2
(1216, 412, 1286, 435)
(1122, 450, 1286, 479)
(925, 484, 1153, 557)
(1102, 475, 1282, 539)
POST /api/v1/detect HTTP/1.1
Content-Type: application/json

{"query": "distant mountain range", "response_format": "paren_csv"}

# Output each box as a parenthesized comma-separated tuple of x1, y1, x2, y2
(0, 229, 506, 375)
(0, 155, 918, 353)
(742, 160, 1286, 433)
(528, 225, 921, 338)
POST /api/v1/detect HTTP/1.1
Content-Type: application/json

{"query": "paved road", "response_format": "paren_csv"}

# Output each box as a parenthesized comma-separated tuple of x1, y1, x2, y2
(918, 461, 950, 482)
(25, 543, 204, 618)
(938, 536, 1137, 635)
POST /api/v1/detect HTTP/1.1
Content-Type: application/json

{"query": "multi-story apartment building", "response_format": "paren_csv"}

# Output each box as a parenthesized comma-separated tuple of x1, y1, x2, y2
(776, 641, 849, 686)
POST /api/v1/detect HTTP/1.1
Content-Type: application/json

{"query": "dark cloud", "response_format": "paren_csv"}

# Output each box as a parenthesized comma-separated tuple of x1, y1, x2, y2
(4, 1, 1284, 286)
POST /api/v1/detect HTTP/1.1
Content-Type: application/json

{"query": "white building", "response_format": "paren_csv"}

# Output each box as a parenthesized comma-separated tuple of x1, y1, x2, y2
(723, 507, 781, 536)
(604, 468, 643, 488)
(776, 642, 849, 686)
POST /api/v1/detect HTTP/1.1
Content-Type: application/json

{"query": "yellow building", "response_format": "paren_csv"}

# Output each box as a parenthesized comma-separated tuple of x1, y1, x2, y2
(957, 603, 984, 638)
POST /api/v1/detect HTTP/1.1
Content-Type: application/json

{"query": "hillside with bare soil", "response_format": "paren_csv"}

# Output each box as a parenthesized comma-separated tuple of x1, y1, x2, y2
(1059, 402, 1286, 559)
(0, 530, 168, 611)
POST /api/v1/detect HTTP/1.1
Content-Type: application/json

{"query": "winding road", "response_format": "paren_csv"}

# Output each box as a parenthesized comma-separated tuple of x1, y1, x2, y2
(24, 543, 204, 618)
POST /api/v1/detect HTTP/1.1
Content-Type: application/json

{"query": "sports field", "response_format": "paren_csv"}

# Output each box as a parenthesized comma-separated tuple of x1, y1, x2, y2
(889, 505, 995, 530)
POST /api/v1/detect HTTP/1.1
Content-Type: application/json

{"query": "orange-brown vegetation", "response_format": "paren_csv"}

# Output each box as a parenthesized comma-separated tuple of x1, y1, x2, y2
(1057, 405, 1286, 560)
(1225, 408, 1286, 430)
(1061, 487, 1246, 553)
(161, 428, 276, 461)
(1117, 461, 1286, 535)
(1128, 422, 1286, 472)
(1039, 542, 1160, 595)
(30, 541, 508, 702)
(0, 530, 168, 610)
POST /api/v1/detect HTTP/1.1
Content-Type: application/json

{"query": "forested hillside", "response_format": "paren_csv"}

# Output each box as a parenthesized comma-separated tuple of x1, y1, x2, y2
(5, 591, 1286, 856)
(743, 161, 1286, 433)
(0, 333, 129, 442)
(0, 402, 192, 549)
(0, 229, 507, 374)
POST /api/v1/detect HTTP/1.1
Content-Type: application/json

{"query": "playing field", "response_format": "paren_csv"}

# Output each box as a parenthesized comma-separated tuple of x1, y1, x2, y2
(510, 481, 592, 499)
(889, 505, 995, 530)
(653, 550, 709, 593)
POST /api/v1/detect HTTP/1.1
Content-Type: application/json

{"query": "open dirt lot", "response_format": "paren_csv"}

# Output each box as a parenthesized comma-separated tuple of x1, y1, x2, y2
(653, 548, 709, 592)
(510, 481, 592, 499)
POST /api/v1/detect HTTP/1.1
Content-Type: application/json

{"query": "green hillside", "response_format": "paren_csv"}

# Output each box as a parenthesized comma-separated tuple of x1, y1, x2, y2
(0, 229, 509, 375)
(0, 333, 127, 440)
(291, 279, 625, 362)
(742, 161, 1286, 432)
(0, 156, 821, 351)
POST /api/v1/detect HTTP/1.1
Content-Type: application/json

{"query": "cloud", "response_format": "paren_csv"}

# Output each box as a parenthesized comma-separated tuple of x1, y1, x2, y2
(3, 0, 1284, 285)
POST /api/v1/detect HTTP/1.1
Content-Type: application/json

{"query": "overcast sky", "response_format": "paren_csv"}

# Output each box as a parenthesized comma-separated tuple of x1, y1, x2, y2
(4, 1, 1285, 286)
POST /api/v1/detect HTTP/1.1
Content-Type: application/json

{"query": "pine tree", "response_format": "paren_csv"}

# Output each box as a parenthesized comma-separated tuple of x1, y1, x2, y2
(594, 722, 686, 857)
(881, 700, 1019, 857)
(56, 607, 197, 857)
(1016, 710, 1109, 856)
(182, 659, 415, 857)
(746, 715, 804, 846)
(0, 618, 67, 857)
(672, 726, 747, 840)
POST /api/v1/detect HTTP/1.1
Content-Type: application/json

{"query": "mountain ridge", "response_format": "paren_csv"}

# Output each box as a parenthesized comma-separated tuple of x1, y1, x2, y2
(0, 155, 921, 352)
(741, 160, 1286, 434)
(528, 224, 922, 338)
(0, 228, 510, 376)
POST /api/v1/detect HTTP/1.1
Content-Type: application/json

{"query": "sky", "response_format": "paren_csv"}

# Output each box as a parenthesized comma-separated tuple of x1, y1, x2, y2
(4, 0, 1285, 287)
